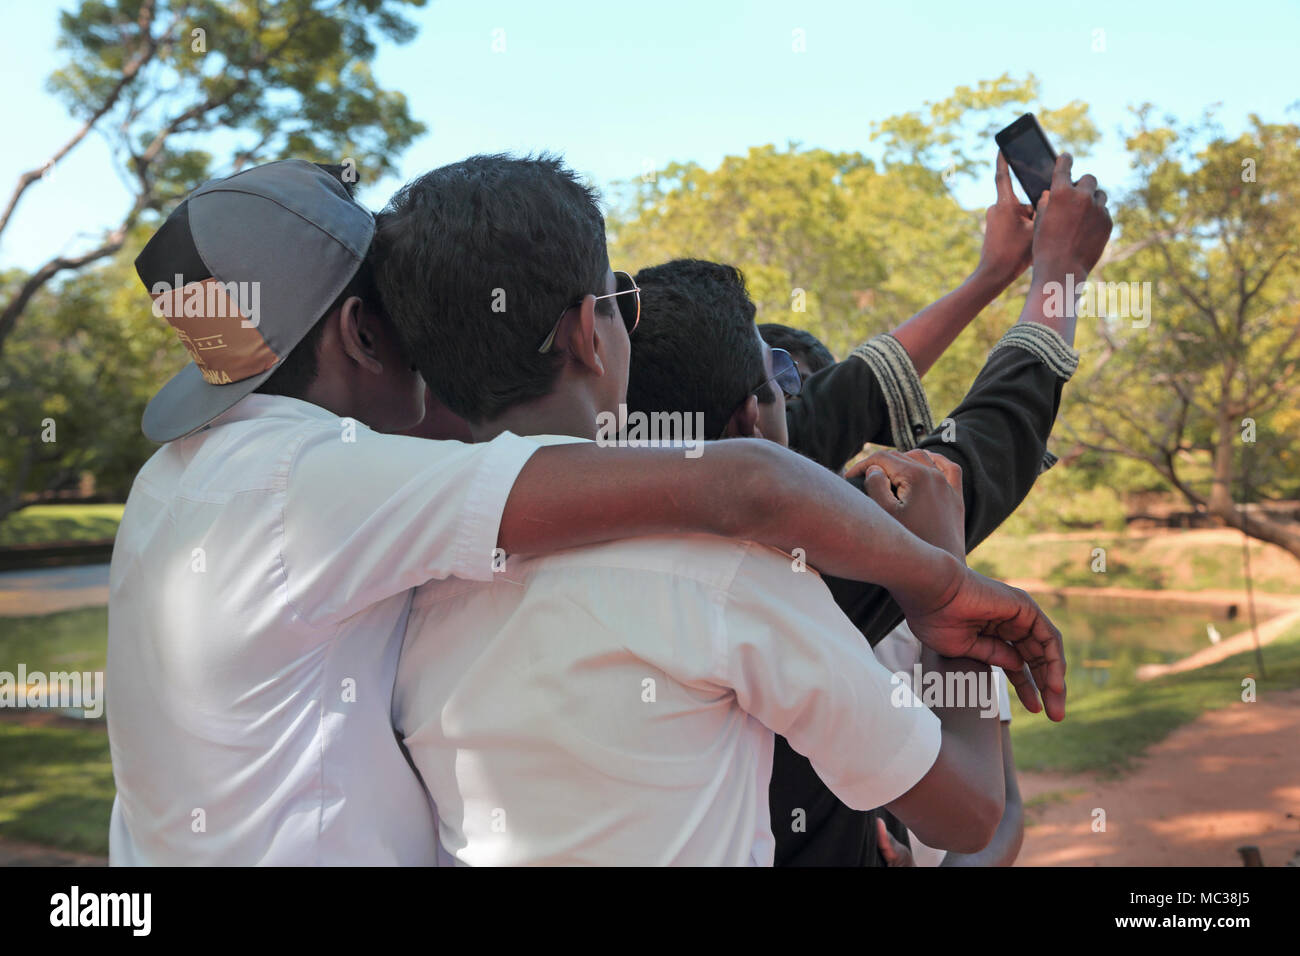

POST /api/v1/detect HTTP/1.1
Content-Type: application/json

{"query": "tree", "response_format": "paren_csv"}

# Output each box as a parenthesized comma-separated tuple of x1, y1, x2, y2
(0, 0, 427, 355)
(1067, 109, 1300, 558)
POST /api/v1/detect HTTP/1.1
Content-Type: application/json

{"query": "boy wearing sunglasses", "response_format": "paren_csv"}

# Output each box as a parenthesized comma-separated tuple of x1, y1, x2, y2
(376, 153, 1069, 864)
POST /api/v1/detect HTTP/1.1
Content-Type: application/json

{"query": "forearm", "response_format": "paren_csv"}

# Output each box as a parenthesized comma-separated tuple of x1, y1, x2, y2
(498, 439, 958, 601)
(889, 269, 1009, 376)
(1018, 267, 1082, 347)
(941, 723, 1024, 866)
(918, 330, 1077, 550)
(886, 648, 1005, 853)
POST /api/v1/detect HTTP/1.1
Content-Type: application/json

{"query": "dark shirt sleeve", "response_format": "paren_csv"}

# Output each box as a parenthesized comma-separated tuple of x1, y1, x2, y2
(820, 322, 1080, 647)
(772, 322, 1079, 867)
(787, 333, 934, 471)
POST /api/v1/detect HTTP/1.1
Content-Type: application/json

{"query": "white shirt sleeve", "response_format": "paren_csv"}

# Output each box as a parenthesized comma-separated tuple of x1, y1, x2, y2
(280, 427, 538, 625)
(718, 546, 941, 812)
(994, 665, 1012, 723)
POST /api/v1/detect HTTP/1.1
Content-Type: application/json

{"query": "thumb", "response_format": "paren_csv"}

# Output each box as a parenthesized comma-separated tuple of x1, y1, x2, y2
(863, 466, 897, 508)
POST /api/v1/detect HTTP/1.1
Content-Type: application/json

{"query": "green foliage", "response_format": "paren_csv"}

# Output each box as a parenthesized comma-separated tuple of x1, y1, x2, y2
(609, 143, 984, 385)
(3, 0, 430, 511)
(869, 73, 1100, 178)
(46, 0, 427, 200)
(611, 86, 1300, 543)
(0, 239, 184, 513)
(1065, 108, 1300, 518)
(998, 459, 1130, 536)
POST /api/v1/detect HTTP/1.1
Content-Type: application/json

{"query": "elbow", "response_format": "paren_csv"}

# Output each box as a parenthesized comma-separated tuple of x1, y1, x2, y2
(964, 789, 1005, 855)
(925, 787, 1003, 856)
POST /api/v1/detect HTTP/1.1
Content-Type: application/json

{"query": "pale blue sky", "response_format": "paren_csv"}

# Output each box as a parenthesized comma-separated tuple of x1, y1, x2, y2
(1, 0, 1296, 270)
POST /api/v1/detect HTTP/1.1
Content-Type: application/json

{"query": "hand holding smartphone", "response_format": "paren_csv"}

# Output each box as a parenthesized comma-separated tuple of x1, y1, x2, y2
(995, 113, 1057, 209)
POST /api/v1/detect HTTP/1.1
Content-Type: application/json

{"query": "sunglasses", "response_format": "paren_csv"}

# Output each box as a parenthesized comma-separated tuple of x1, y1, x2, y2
(719, 347, 803, 439)
(537, 270, 641, 354)
(759, 347, 803, 400)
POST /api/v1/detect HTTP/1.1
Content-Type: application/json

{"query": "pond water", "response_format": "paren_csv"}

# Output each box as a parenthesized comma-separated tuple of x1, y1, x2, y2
(1029, 600, 1255, 700)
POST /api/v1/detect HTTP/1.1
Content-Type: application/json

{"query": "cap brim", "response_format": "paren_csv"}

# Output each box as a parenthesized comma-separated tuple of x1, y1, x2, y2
(142, 360, 279, 443)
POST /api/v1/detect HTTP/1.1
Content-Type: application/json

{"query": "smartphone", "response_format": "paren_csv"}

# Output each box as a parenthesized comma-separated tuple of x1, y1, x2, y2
(995, 113, 1057, 209)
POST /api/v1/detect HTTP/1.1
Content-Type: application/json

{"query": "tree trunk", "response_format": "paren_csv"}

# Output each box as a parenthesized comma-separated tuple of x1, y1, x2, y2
(1208, 500, 1300, 563)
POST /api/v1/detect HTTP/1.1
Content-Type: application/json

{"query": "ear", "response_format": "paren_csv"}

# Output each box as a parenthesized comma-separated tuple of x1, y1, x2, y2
(722, 393, 760, 438)
(560, 294, 605, 378)
(336, 296, 384, 375)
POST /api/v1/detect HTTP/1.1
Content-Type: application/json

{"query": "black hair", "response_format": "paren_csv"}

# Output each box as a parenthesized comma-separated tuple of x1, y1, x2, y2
(757, 323, 836, 375)
(626, 259, 768, 441)
(369, 153, 610, 424)
(255, 162, 371, 400)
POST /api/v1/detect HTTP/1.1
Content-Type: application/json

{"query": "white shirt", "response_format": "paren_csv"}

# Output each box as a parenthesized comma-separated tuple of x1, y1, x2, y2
(106, 394, 537, 865)
(394, 438, 941, 866)
(873, 621, 1012, 866)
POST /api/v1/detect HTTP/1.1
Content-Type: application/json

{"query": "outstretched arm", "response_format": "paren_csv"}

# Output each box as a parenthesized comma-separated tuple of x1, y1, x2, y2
(787, 153, 1036, 470)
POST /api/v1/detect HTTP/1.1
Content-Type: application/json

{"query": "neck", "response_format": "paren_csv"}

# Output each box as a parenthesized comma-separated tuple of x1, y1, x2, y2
(471, 389, 605, 443)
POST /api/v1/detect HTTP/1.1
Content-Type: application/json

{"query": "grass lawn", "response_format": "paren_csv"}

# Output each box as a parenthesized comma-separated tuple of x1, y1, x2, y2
(1009, 618, 1300, 776)
(0, 504, 124, 547)
(0, 607, 111, 855)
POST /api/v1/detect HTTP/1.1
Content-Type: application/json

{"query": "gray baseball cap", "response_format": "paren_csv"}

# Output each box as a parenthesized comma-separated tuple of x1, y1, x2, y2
(134, 159, 374, 442)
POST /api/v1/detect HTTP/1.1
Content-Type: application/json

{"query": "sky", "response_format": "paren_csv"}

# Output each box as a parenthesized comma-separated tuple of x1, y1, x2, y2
(1, 0, 1296, 271)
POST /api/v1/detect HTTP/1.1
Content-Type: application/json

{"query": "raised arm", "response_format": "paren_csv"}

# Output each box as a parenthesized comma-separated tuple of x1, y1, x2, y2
(787, 153, 1037, 471)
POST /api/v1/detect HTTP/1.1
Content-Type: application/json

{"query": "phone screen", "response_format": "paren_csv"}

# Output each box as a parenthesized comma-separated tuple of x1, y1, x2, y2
(997, 115, 1056, 208)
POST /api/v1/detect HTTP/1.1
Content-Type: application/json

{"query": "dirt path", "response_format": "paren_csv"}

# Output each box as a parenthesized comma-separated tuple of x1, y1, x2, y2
(0, 564, 109, 616)
(1017, 688, 1300, 867)
(0, 838, 105, 867)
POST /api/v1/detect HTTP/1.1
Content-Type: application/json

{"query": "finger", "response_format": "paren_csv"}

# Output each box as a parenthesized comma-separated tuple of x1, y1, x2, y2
(1004, 663, 1043, 714)
(845, 448, 902, 479)
(1034, 189, 1050, 218)
(863, 466, 897, 508)
(858, 450, 921, 503)
(961, 634, 1031, 677)
(1093, 188, 1108, 207)
(1051, 152, 1074, 190)
(1026, 609, 1067, 715)
(1074, 173, 1098, 194)
(999, 604, 1068, 722)
(995, 151, 1015, 202)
